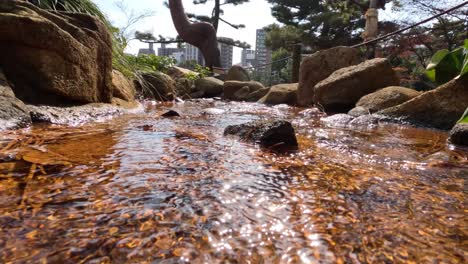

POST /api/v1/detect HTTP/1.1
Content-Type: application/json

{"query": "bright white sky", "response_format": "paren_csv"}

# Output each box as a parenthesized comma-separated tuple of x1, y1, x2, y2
(94, 0, 277, 64)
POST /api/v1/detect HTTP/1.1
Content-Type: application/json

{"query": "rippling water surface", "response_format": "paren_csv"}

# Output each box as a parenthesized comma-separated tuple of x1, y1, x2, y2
(0, 100, 466, 263)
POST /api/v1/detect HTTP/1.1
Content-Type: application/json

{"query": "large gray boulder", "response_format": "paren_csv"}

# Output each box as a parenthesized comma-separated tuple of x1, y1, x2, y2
(298, 46, 361, 106)
(226, 65, 250, 82)
(223, 81, 265, 101)
(348, 86, 421, 117)
(195, 77, 224, 97)
(140, 72, 177, 101)
(314, 58, 399, 113)
(258, 83, 298, 105)
(378, 78, 468, 130)
(0, 0, 113, 105)
(0, 70, 31, 130)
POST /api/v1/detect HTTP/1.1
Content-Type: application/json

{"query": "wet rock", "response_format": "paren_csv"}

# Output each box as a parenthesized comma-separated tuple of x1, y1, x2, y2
(298, 46, 361, 106)
(224, 120, 298, 149)
(189, 90, 205, 99)
(448, 123, 468, 146)
(314, 58, 399, 113)
(320, 114, 355, 127)
(175, 78, 195, 99)
(111, 97, 141, 109)
(226, 65, 250, 82)
(223, 81, 265, 101)
(348, 86, 421, 117)
(201, 108, 226, 115)
(111, 70, 136, 102)
(161, 110, 180, 117)
(0, 70, 31, 130)
(0, 0, 113, 105)
(378, 78, 468, 130)
(195, 77, 224, 97)
(258, 83, 298, 105)
(140, 72, 176, 101)
(29, 104, 124, 125)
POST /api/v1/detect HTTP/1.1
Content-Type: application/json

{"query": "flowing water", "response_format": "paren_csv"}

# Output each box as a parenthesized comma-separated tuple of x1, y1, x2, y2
(0, 100, 466, 264)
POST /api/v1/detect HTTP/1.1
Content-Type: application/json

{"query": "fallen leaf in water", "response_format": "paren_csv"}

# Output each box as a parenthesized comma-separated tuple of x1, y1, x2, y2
(109, 227, 119, 235)
(172, 248, 185, 257)
(19, 147, 71, 166)
(26, 230, 38, 240)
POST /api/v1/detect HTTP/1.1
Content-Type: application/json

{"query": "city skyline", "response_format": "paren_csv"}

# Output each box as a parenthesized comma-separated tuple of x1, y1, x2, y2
(94, 0, 276, 64)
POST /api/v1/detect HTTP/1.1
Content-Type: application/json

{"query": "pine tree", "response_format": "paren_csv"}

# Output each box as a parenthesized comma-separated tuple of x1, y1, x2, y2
(266, 0, 391, 50)
(190, 0, 250, 32)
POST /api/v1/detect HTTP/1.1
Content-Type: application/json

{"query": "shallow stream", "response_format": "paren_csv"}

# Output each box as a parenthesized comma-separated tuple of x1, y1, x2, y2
(0, 100, 466, 263)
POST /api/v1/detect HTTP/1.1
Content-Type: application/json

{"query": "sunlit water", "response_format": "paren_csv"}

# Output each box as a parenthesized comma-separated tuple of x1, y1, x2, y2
(0, 100, 466, 263)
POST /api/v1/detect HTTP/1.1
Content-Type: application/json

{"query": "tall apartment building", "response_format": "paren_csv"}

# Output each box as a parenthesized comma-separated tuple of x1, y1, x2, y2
(218, 38, 234, 69)
(255, 29, 272, 68)
(138, 43, 156, 56)
(241, 49, 256, 67)
(185, 44, 205, 66)
(157, 43, 186, 64)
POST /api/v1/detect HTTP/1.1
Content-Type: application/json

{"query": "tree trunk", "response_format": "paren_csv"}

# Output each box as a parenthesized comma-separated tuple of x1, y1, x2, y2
(213, 0, 220, 32)
(168, 0, 221, 69)
(364, 0, 379, 59)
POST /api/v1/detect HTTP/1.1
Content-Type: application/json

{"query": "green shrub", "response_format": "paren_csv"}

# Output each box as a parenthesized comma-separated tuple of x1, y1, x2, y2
(184, 64, 211, 81)
(125, 55, 176, 73)
(426, 40, 468, 85)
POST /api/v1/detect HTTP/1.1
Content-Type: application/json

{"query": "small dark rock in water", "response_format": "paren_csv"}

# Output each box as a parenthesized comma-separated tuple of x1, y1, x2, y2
(449, 123, 468, 146)
(224, 120, 298, 149)
(161, 110, 180, 117)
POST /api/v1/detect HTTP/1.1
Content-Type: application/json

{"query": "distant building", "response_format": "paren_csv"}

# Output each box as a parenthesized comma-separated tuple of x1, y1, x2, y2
(255, 29, 272, 68)
(218, 38, 234, 69)
(171, 51, 185, 64)
(241, 49, 256, 67)
(138, 43, 156, 56)
(185, 44, 205, 66)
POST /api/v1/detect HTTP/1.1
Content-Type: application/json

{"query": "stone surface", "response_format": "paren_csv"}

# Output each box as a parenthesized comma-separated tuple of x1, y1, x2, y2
(112, 70, 136, 102)
(223, 81, 265, 101)
(161, 110, 180, 117)
(140, 72, 177, 101)
(0, 0, 113, 105)
(167, 66, 198, 80)
(348, 86, 421, 117)
(246, 88, 270, 102)
(224, 120, 298, 149)
(195, 77, 224, 97)
(378, 78, 468, 130)
(298, 46, 361, 106)
(448, 123, 468, 146)
(258, 83, 298, 105)
(226, 65, 250, 82)
(0, 69, 31, 130)
(111, 97, 141, 109)
(233, 86, 251, 101)
(29, 104, 125, 126)
(175, 77, 195, 99)
(314, 58, 399, 113)
(320, 114, 356, 127)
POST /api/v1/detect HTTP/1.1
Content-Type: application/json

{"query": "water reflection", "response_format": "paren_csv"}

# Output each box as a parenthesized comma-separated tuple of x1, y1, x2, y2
(0, 100, 466, 263)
